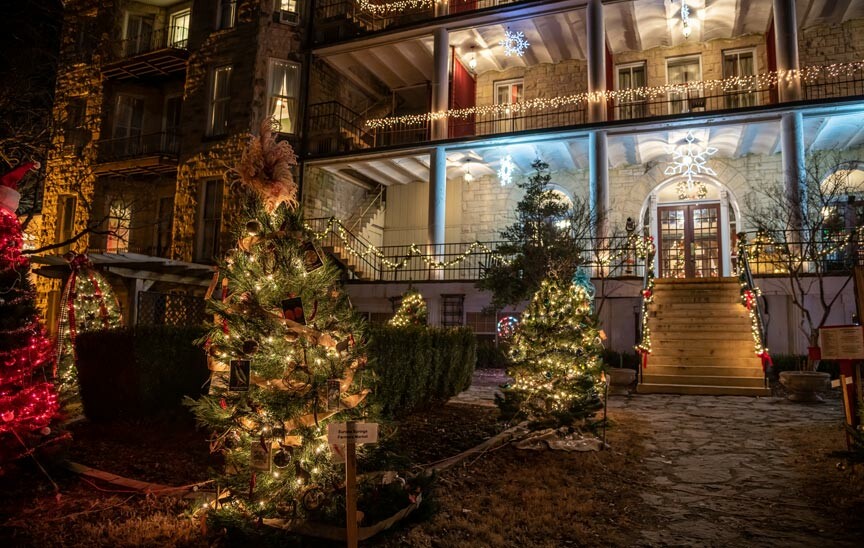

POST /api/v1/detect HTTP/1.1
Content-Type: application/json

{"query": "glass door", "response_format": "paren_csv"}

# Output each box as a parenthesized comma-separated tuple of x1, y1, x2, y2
(494, 79, 523, 133)
(658, 203, 722, 278)
(667, 56, 701, 114)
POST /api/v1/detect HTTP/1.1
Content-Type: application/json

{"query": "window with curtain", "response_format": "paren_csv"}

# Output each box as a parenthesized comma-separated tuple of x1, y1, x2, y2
(667, 56, 701, 114)
(268, 59, 300, 134)
(169, 9, 190, 48)
(494, 79, 523, 133)
(723, 49, 757, 109)
(280, 0, 299, 23)
(208, 65, 232, 136)
(218, 0, 237, 29)
(106, 200, 131, 253)
(617, 62, 647, 120)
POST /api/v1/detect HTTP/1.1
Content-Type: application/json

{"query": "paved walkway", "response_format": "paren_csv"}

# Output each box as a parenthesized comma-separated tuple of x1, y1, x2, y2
(450, 370, 856, 547)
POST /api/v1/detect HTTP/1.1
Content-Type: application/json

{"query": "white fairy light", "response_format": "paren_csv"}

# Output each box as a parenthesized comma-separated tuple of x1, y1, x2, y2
(499, 29, 529, 57)
(498, 155, 515, 187)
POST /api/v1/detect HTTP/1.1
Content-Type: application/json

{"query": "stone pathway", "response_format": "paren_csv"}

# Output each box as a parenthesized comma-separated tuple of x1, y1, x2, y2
(450, 370, 858, 546)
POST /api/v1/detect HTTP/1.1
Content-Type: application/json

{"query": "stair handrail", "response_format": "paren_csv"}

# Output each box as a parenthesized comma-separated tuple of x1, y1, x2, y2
(634, 232, 656, 385)
(348, 185, 385, 234)
(306, 216, 383, 280)
(736, 233, 770, 388)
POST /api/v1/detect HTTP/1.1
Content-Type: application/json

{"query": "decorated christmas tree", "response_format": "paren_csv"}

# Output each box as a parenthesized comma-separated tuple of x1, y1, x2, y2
(187, 121, 373, 524)
(0, 162, 60, 467)
(55, 254, 123, 400)
(388, 288, 427, 327)
(497, 276, 604, 428)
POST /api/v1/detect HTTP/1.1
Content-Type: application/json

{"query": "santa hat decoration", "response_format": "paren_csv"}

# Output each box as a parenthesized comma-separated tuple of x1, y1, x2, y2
(0, 162, 39, 213)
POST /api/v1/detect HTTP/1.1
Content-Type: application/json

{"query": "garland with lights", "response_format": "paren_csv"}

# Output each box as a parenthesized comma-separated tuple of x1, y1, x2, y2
(736, 234, 771, 372)
(0, 163, 60, 467)
(634, 235, 656, 369)
(497, 277, 604, 428)
(357, 0, 433, 16)
(388, 288, 427, 327)
(55, 253, 124, 401)
(365, 60, 864, 130)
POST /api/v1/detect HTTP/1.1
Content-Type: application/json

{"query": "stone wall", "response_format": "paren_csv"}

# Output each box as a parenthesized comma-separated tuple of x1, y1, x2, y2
(301, 167, 369, 221)
(799, 19, 864, 66)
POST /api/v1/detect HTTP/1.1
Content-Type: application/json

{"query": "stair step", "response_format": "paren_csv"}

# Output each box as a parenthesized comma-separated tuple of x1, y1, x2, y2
(653, 295, 742, 304)
(641, 374, 766, 388)
(637, 383, 772, 396)
(650, 322, 751, 332)
(654, 332, 754, 342)
(647, 352, 762, 364)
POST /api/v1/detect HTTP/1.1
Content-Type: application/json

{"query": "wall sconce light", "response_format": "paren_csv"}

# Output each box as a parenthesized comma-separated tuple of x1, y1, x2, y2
(680, 1, 692, 39)
(463, 160, 474, 182)
(468, 46, 477, 71)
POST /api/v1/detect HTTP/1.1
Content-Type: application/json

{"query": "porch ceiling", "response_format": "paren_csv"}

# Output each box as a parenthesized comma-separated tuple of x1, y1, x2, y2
(314, 111, 864, 185)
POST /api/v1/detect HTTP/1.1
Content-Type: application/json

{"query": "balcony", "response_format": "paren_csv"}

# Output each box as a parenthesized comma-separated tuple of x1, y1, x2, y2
(306, 60, 864, 157)
(94, 131, 180, 176)
(102, 26, 190, 80)
(312, 0, 528, 44)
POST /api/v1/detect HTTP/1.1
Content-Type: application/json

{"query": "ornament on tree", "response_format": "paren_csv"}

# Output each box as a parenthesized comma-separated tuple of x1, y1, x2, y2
(231, 118, 298, 213)
(388, 288, 427, 327)
(497, 315, 519, 340)
(497, 278, 604, 428)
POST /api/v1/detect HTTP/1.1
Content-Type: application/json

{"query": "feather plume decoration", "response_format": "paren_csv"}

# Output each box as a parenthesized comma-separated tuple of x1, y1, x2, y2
(233, 118, 299, 213)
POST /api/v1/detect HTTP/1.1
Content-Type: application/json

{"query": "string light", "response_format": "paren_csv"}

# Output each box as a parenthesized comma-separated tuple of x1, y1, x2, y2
(365, 60, 863, 130)
(357, 0, 433, 16)
(498, 154, 515, 187)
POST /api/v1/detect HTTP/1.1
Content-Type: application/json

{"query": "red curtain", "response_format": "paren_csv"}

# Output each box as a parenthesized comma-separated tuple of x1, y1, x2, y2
(450, 0, 478, 14)
(449, 51, 476, 138)
(766, 19, 779, 104)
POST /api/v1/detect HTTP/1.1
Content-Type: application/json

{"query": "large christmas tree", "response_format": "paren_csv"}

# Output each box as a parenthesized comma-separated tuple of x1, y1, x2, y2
(187, 121, 372, 524)
(498, 277, 604, 428)
(0, 162, 59, 467)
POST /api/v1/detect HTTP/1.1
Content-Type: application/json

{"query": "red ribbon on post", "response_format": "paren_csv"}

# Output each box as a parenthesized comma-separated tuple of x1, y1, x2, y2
(744, 290, 755, 311)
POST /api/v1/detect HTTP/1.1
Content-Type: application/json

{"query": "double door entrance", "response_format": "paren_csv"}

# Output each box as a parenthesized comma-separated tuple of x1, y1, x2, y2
(658, 203, 722, 278)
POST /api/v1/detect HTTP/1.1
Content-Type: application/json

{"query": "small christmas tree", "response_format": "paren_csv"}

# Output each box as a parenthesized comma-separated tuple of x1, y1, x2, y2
(388, 289, 427, 327)
(497, 277, 603, 428)
(0, 162, 59, 467)
(187, 120, 373, 524)
(56, 254, 123, 400)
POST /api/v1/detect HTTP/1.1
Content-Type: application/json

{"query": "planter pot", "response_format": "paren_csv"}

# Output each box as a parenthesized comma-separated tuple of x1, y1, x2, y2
(608, 368, 636, 396)
(779, 371, 830, 403)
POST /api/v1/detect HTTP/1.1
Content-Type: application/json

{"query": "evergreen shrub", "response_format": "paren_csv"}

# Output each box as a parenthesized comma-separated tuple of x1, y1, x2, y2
(75, 326, 209, 420)
(368, 326, 476, 417)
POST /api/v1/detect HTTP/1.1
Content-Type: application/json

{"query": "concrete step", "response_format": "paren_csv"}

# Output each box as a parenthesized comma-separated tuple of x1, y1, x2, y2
(637, 383, 772, 396)
(642, 374, 766, 388)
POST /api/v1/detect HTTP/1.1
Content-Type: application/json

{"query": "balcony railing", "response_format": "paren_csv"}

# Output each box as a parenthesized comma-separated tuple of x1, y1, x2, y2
(741, 229, 864, 276)
(96, 131, 180, 163)
(313, 0, 526, 44)
(102, 26, 190, 80)
(307, 101, 430, 155)
(113, 25, 190, 59)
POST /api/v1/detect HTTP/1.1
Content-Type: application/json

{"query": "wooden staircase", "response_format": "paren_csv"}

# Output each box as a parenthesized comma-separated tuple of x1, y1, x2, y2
(319, 189, 385, 280)
(638, 277, 771, 396)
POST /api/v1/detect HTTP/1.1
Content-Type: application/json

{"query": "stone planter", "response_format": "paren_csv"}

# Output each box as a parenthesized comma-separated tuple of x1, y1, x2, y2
(779, 371, 830, 402)
(608, 368, 636, 396)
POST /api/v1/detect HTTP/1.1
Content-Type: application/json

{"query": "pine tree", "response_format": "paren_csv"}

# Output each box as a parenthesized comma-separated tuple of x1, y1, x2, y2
(477, 159, 592, 310)
(388, 288, 427, 327)
(497, 277, 604, 428)
(0, 163, 59, 467)
(56, 255, 124, 400)
(187, 121, 373, 524)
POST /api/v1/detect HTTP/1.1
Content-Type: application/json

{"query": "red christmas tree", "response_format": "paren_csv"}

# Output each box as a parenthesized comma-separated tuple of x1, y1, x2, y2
(0, 163, 59, 465)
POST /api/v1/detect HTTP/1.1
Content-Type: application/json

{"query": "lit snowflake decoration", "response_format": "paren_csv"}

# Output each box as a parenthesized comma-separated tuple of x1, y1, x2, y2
(664, 131, 717, 198)
(497, 316, 519, 339)
(498, 155, 515, 187)
(499, 30, 530, 57)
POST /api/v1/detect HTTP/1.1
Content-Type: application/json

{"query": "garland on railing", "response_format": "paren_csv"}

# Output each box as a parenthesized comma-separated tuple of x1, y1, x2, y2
(736, 236, 771, 373)
(634, 235, 656, 369)
(365, 60, 864, 130)
(357, 0, 434, 16)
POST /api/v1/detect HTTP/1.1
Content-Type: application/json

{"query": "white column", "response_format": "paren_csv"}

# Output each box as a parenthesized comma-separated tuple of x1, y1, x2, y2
(773, 0, 802, 102)
(589, 131, 610, 239)
(428, 146, 447, 259)
(586, 0, 607, 123)
(780, 111, 806, 228)
(720, 190, 731, 277)
(431, 27, 450, 140)
(433, 1, 448, 17)
(650, 194, 659, 276)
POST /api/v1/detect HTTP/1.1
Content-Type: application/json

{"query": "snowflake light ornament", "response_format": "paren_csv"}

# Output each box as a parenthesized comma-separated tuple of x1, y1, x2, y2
(498, 154, 515, 187)
(664, 131, 716, 199)
(499, 29, 530, 57)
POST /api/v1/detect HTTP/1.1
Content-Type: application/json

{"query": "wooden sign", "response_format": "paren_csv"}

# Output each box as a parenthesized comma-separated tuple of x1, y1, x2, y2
(300, 241, 324, 272)
(281, 297, 305, 325)
(229, 359, 251, 391)
(327, 422, 379, 445)
(818, 326, 864, 360)
(250, 441, 272, 472)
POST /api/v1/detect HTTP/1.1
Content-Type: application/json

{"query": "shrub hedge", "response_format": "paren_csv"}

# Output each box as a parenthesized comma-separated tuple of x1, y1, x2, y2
(75, 326, 209, 420)
(367, 326, 476, 417)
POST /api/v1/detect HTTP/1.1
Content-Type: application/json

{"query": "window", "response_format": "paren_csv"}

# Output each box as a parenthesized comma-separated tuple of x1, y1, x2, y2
(279, 0, 299, 23)
(666, 56, 702, 114)
(197, 180, 223, 262)
(64, 97, 89, 151)
(616, 62, 647, 120)
(208, 65, 232, 136)
(466, 311, 497, 334)
(123, 13, 154, 56)
(218, 0, 237, 30)
(112, 95, 144, 156)
(163, 95, 182, 152)
(55, 195, 77, 253)
(723, 49, 757, 109)
(268, 59, 300, 133)
(156, 196, 174, 257)
(440, 295, 465, 327)
(169, 9, 190, 48)
(106, 200, 131, 253)
(494, 79, 524, 132)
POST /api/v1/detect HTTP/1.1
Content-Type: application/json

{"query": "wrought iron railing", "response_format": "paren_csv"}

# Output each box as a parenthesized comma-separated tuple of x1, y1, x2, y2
(96, 131, 180, 163)
(740, 228, 863, 275)
(111, 25, 190, 59)
(736, 234, 770, 388)
(307, 101, 429, 154)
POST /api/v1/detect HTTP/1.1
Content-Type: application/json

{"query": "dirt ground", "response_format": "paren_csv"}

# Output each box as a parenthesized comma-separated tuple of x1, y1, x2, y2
(2, 389, 862, 547)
